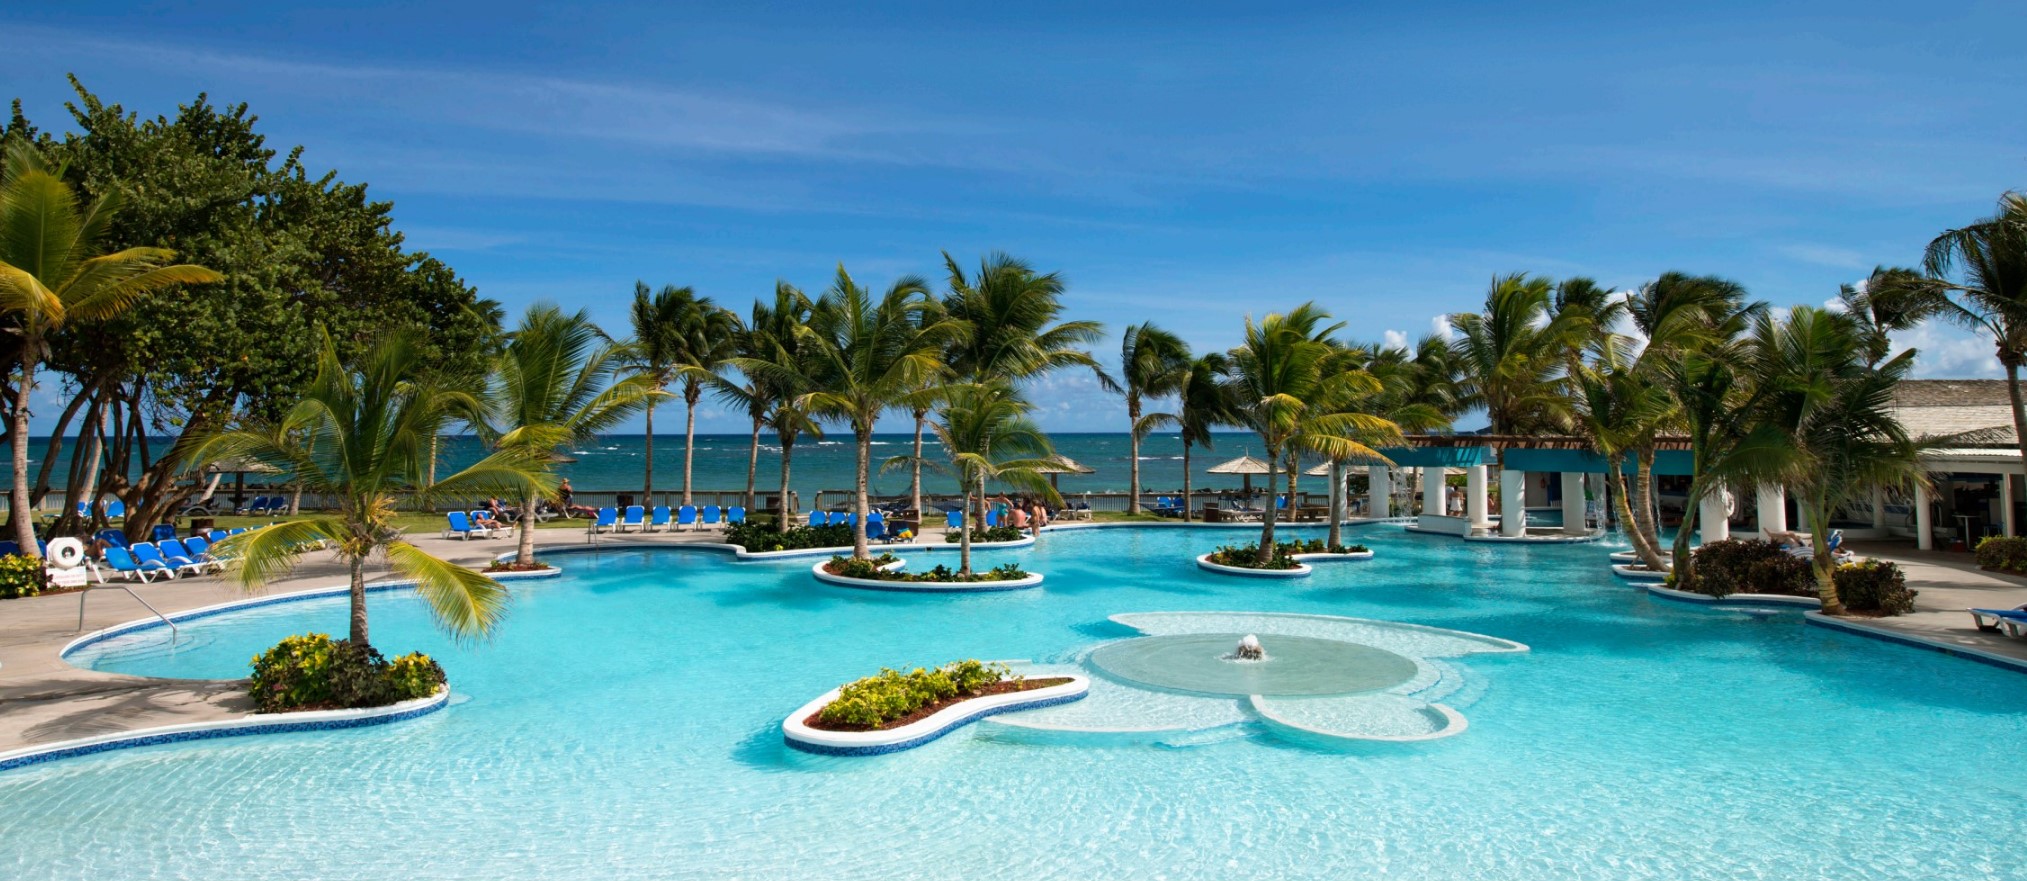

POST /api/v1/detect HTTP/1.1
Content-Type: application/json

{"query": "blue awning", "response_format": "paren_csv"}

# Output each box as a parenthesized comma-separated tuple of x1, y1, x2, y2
(1501, 447, 1696, 476)
(1373, 446, 1491, 468)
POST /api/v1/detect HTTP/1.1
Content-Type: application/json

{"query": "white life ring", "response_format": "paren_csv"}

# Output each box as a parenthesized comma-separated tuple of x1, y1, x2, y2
(47, 537, 87, 570)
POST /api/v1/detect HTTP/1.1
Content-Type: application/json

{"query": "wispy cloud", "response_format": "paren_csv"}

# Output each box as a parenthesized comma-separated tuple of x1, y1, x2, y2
(1776, 242, 1870, 269)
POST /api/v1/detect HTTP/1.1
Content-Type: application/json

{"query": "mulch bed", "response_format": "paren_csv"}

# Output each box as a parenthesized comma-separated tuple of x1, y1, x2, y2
(805, 677, 1075, 732)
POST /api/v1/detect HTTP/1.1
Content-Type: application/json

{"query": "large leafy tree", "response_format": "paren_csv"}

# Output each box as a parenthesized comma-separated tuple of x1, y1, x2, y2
(799, 267, 965, 559)
(186, 330, 551, 647)
(1838, 266, 1944, 368)
(492, 305, 659, 565)
(1111, 322, 1189, 514)
(1448, 273, 1575, 437)
(0, 142, 221, 553)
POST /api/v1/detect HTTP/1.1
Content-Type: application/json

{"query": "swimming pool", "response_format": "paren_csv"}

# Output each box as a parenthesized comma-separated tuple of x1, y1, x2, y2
(6, 525, 2024, 880)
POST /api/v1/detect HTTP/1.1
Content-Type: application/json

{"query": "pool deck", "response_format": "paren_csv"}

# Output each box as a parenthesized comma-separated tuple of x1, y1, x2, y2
(3, 526, 2025, 757)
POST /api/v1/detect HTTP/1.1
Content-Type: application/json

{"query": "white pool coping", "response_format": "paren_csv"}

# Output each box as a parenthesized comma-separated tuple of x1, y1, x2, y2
(1291, 550, 1375, 562)
(1644, 583, 1823, 608)
(782, 675, 1090, 754)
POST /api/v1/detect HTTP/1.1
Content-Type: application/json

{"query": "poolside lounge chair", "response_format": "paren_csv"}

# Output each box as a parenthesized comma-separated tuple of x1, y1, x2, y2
(0, 541, 17, 557)
(985, 510, 1000, 528)
(131, 543, 201, 578)
(444, 511, 492, 540)
(946, 510, 964, 530)
(808, 510, 825, 528)
(591, 507, 619, 534)
(1968, 606, 2027, 637)
(103, 499, 126, 519)
(185, 535, 236, 569)
(702, 505, 722, 530)
(97, 547, 169, 583)
(158, 538, 225, 574)
(649, 505, 671, 532)
(620, 505, 647, 533)
(865, 512, 883, 538)
(676, 505, 698, 531)
(727, 506, 747, 526)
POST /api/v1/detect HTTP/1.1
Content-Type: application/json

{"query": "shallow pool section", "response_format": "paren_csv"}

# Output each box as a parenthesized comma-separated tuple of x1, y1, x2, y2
(10, 525, 2027, 881)
(1089, 632, 1418, 696)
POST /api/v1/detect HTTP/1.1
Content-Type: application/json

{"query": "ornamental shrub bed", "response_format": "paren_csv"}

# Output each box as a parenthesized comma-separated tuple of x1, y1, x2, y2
(1685, 539, 1916, 615)
(1203, 540, 1357, 570)
(1975, 535, 2027, 575)
(1832, 559, 1918, 616)
(809, 660, 1071, 731)
(822, 555, 1030, 583)
(724, 522, 855, 553)
(248, 633, 445, 713)
(1282, 538, 1369, 555)
(944, 525, 1026, 543)
(0, 554, 47, 599)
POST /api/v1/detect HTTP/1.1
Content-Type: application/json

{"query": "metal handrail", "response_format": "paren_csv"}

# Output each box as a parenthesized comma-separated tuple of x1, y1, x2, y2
(76, 578, 179, 644)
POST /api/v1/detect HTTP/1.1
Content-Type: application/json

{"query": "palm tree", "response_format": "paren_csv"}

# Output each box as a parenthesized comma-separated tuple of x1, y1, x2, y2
(0, 143, 222, 553)
(1919, 194, 2027, 469)
(494, 305, 659, 566)
(1111, 323, 1190, 514)
(1175, 353, 1236, 523)
(1732, 306, 1931, 614)
(624, 283, 733, 506)
(724, 283, 824, 532)
(1573, 353, 1677, 571)
(1447, 273, 1574, 437)
(1838, 266, 1944, 368)
(1225, 304, 1396, 563)
(894, 382, 1060, 574)
(799, 266, 966, 559)
(711, 294, 787, 513)
(186, 330, 552, 647)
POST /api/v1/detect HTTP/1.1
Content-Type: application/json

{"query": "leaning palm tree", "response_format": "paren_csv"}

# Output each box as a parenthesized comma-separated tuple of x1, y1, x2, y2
(1838, 266, 1945, 368)
(1918, 194, 2027, 469)
(798, 266, 966, 559)
(710, 296, 791, 513)
(624, 283, 734, 506)
(1573, 353, 1677, 572)
(733, 283, 824, 532)
(1111, 323, 1190, 514)
(890, 382, 1060, 574)
(185, 330, 553, 647)
(494, 305, 660, 566)
(1175, 353, 1236, 523)
(0, 143, 222, 553)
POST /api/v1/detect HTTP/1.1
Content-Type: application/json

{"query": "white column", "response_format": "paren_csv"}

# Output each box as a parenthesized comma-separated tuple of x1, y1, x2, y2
(1421, 468, 1441, 519)
(1915, 480, 1933, 550)
(1871, 486, 1887, 531)
(1466, 465, 1490, 531)
(1367, 466, 1389, 518)
(2004, 475, 2017, 538)
(1500, 467, 1525, 536)
(1756, 484, 1787, 535)
(1699, 488, 1731, 544)
(1560, 472, 1586, 535)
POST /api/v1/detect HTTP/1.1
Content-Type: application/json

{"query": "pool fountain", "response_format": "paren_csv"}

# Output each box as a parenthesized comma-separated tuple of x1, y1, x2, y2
(1229, 634, 1266, 661)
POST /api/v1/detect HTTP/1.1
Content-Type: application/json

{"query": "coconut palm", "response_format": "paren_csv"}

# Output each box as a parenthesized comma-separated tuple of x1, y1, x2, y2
(892, 382, 1060, 574)
(1730, 306, 1931, 613)
(625, 283, 734, 506)
(0, 143, 222, 553)
(185, 330, 552, 647)
(1111, 323, 1190, 514)
(494, 305, 660, 566)
(1175, 353, 1236, 523)
(799, 266, 966, 559)
(1838, 266, 1945, 368)
(1918, 194, 2027, 469)
(1225, 304, 1397, 563)
(1447, 273, 1573, 437)
(1573, 353, 1676, 571)
(723, 283, 824, 532)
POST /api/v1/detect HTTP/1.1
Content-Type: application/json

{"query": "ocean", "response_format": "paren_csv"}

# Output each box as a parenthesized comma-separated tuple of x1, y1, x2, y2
(6, 431, 1288, 499)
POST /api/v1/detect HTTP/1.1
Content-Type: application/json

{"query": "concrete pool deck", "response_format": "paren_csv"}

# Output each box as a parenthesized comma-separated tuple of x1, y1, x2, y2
(3, 526, 2025, 756)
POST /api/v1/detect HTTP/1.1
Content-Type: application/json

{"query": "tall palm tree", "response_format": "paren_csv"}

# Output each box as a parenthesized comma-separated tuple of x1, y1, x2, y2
(0, 143, 222, 553)
(494, 305, 659, 566)
(1732, 306, 1931, 614)
(625, 283, 734, 506)
(1111, 323, 1190, 514)
(1448, 273, 1574, 437)
(1919, 194, 2027, 469)
(186, 330, 552, 647)
(894, 382, 1060, 574)
(1175, 353, 1236, 523)
(1838, 266, 1944, 368)
(1225, 304, 1396, 563)
(711, 292, 789, 513)
(799, 266, 966, 559)
(1573, 352, 1676, 571)
(723, 284, 826, 532)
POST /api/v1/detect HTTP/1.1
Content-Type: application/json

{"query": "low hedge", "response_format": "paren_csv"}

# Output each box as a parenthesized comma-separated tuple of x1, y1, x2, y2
(823, 555, 1029, 583)
(724, 522, 855, 553)
(0, 554, 46, 599)
(1975, 535, 2027, 575)
(248, 633, 445, 713)
(1204, 543, 1302, 570)
(1685, 539, 1917, 615)
(944, 525, 1025, 543)
(816, 660, 1018, 728)
(1833, 559, 1918, 615)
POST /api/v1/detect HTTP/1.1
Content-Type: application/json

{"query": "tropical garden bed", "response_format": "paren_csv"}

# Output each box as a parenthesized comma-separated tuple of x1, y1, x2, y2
(944, 525, 1027, 543)
(249, 633, 446, 713)
(1201, 539, 1365, 571)
(821, 555, 1032, 584)
(803, 661, 1071, 732)
(725, 522, 857, 554)
(1676, 539, 1916, 616)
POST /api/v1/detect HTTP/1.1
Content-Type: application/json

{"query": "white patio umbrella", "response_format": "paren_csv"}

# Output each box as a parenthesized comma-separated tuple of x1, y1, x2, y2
(1206, 453, 1272, 494)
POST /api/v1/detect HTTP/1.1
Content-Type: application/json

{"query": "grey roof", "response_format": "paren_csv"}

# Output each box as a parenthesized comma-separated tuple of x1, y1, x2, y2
(1891, 380, 2017, 445)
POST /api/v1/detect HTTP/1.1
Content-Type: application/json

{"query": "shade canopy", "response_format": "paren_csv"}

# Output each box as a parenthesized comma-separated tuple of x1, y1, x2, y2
(203, 457, 280, 475)
(1206, 454, 1272, 475)
(1035, 455, 1095, 475)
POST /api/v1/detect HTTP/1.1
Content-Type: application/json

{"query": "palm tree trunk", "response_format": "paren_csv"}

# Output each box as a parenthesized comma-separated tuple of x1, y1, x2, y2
(853, 423, 871, 560)
(1805, 495, 1843, 614)
(1673, 477, 1706, 590)
(1181, 441, 1194, 523)
(1328, 460, 1343, 549)
(1611, 458, 1666, 571)
(910, 408, 926, 518)
(518, 491, 539, 567)
(744, 417, 761, 512)
(427, 434, 439, 491)
(2005, 360, 2027, 485)
(1632, 450, 1662, 564)
(1258, 441, 1280, 564)
(1127, 396, 1143, 514)
(683, 384, 700, 507)
(961, 487, 975, 575)
(12, 352, 39, 556)
(348, 555, 370, 647)
(777, 433, 795, 534)
(643, 400, 656, 502)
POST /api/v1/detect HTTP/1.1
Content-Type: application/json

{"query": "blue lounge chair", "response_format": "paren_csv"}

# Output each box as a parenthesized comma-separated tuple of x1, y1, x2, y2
(151, 524, 179, 543)
(702, 505, 722, 529)
(103, 499, 126, 519)
(808, 510, 825, 528)
(185, 534, 235, 568)
(865, 511, 883, 537)
(946, 510, 963, 529)
(591, 507, 619, 534)
(649, 505, 672, 532)
(727, 506, 747, 525)
(444, 511, 490, 540)
(128, 543, 191, 579)
(0, 541, 17, 557)
(676, 505, 698, 531)
(158, 538, 224, 574)
(96, 529, 129, 549)
(985, 509, 1001, 528)
(621, 505, 647, 533)
(98, 546, 169, 582)
(1969, 606, 2027, 637)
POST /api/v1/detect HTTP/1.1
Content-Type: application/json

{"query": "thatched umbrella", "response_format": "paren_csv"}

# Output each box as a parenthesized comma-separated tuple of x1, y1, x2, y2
(203, 456, 281, 509)
(1035, 454, 1095, 491)
(1206, 453, 1272, 495)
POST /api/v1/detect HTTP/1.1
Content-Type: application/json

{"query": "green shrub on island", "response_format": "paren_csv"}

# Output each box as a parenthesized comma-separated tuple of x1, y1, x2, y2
(944, 525, 1025, 543)
(248, 633, 445, 713)
(823, 556, 1031, 583)
(1683, 539, 1916, 614)
(1832, 559, 1918, 615)
(724, 522, 855, 553)
(1282, 538, 1368, 555)
(0, 554, 47, 599)
(816, 660, 1022, 729)
(1975, 535, 2027, 575)
(1203, 539, 1364, 570)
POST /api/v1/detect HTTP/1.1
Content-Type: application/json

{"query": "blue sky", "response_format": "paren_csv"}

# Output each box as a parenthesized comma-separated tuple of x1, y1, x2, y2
(4, 1, 2023, 433)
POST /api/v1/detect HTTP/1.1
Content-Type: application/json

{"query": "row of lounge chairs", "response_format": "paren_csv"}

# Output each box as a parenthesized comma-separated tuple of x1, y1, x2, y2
(94, 528, 262, 582)
(588, 505, 749, 535)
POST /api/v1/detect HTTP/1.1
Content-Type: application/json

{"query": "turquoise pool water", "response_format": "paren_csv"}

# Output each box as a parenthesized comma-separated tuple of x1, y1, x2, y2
(7, 525, 2025, 880)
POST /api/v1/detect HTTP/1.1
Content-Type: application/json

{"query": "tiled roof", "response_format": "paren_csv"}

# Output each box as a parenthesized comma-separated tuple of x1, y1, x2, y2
(1891, 379, 2012, 408)
(1890, 380, 2017, 444)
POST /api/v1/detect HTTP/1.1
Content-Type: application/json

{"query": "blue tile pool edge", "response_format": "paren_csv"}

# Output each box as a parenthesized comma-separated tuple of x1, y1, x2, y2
(1802, 612, 2027, 675)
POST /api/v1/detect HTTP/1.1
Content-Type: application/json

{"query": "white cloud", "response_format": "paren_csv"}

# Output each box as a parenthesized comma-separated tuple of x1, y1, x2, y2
(1382, 329, 1408, 350)
(1890, 323, 2001, 378)
(1775, 243, 1872, 270)
(1429, 314, 1456, 341)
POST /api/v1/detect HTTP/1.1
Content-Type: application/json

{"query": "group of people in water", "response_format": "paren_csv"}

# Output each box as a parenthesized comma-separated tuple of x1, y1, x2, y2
(985, 494, 1053, 531)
